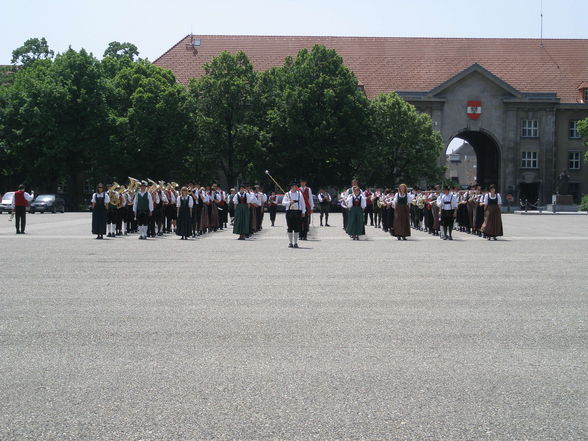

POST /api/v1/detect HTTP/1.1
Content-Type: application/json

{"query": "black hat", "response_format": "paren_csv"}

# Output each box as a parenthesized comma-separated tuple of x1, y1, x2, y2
(141, 180, 147, 186)
(289, 180, 299, 187)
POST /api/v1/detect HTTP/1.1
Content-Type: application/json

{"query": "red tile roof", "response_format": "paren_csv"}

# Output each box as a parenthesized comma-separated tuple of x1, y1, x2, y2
(153, 35, 588, 103)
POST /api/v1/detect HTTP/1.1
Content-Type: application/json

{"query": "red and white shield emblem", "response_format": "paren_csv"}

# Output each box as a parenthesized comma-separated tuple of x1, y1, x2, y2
(467, 100, 482, 119)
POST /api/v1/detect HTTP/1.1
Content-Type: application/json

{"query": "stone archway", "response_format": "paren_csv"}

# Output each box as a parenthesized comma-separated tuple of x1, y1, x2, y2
(449, 130, 501, 189)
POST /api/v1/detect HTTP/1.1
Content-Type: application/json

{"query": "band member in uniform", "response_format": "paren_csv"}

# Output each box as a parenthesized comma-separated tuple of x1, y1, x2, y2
(393, 184, 413, 240)
(268, 191, 278, 227)
(346, 186, 366, 240)
(298, 179, 314, 240)
(176, 187, 193, 240)
(106, 184, 119, 238)
(282, 182, 306, 248)
(209, 185, 220, 232)
(126, 190, 136, 233)
(200, 186, 211, 235)
(318, 188, 331, 226)
(233, 184, 252, 240)
(363, 188, 374, 226)
(457, 187, 471, 233)
(472, 184, 485, 237)
(191, 184, 201, 237)
(133, 181, 153, 240)
(436, 186, 458, 240)
(91, 183, 108, 239)
(373, 189, 382, 228)
(481, 185, 503, 240)
(381, 189, 391, 233)
(147, 187, 159, 238)
(116, 186, 127, 236)
(216, 185, 228, 230)
(11, 184, 34, 234)
(165, 185, 177, 233)
(228, 188, 236, 225)
(340, 190, 349, 229)
(248, 186, 258, 236)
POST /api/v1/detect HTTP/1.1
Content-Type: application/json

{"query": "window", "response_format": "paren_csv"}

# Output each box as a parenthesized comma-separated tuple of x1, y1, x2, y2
(584, 89, 588, 102)
(521, 151, 538, 168)
(568, 151, 581, 170)
(521, 120, 539, 137)
(568, 120, 581, 139)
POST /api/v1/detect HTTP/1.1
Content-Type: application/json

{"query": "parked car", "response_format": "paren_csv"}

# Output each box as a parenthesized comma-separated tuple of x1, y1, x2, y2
(0, 191, 15, 214)
(30, 194, 65, 213)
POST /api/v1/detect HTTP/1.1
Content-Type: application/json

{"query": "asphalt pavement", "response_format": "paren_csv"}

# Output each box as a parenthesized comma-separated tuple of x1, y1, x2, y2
(0, 212, 586, 441)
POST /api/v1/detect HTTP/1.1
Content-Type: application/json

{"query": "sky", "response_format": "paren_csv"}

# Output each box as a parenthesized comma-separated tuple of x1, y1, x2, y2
(2, 0, 588, 64)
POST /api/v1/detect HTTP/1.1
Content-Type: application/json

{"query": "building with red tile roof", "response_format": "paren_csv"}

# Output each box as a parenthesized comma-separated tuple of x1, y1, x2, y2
(155, 35, 588, 203)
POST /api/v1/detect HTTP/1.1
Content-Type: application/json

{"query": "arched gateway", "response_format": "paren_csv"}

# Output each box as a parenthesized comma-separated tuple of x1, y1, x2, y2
(447, 130, 501, 189)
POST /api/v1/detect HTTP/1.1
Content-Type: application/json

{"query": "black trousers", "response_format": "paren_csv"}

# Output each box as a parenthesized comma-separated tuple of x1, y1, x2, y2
(342, 209, 348, 229)
(319, 204, 330, 224)
(364, 205, 373, 225)
(269, 206, 277, 224)
(136, 210, 149, 227)
(441, 210, 455, 235)
(15, 206, 26, 232)
(286, 210, 301, 232)
(299, 214, 309, 238)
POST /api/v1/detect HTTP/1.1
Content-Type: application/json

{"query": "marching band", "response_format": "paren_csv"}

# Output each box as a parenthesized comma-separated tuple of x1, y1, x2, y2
(89, 177, 504, 244)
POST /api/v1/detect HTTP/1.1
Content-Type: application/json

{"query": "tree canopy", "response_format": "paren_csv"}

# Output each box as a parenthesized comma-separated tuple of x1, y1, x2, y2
(0, 38, 445, 207)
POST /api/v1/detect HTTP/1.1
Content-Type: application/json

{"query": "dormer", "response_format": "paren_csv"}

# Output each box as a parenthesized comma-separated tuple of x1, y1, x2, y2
(579, 82, 588, 103)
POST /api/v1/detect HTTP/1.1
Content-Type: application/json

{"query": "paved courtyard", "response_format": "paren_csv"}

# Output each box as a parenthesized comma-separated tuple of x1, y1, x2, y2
(0, 212, 586, 441)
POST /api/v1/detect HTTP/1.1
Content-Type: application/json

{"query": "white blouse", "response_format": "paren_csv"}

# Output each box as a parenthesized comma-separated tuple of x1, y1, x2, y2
(345, 194, 367, 209)
(176, 195, 194, 208)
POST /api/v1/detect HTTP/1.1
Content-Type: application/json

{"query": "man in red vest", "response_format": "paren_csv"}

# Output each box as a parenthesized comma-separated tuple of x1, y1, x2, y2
(298, 179, 314, 240)
(11, 184, 34, 234)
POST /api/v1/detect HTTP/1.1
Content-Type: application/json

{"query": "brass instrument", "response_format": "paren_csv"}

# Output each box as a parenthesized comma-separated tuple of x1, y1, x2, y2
(108, 182, 120, 206)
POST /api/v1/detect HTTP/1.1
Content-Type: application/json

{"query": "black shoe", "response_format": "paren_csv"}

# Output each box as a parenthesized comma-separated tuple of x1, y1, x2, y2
(402, 237, 407, 241)
(288, 243, 293, 248)
(448, 236, 453, 240)
(293, 243, 299, 248)
(325, 224, 330, 227)
(397, 237, 401, 240)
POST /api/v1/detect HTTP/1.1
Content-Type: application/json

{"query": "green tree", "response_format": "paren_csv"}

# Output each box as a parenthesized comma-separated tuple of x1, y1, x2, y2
(189, 51, 262, 186)
(11, 37, 54, 66)
(103, 41, 139, 60)
(104, 59, 194, 182)
(261, 45, 369, 188)
(2, 48, 109, 206)
(359, 92, 444, 187)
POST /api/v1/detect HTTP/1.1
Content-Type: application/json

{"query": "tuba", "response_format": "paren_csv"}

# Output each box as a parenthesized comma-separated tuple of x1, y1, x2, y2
(109, 182, 120, 206)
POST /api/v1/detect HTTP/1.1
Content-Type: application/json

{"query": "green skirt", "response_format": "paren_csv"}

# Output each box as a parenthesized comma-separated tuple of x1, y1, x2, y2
(346, 206, 365, 236)
(233, 203, 250, 235)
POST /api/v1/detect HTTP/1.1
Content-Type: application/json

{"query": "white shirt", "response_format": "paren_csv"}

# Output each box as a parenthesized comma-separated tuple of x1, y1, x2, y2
(436, 193, 458, 210)
(483, 193, 502, 205)
(11, 191, 33, 209)
(346, 194, 367, 209)
(283, 190, 306, 214)
(91, 192, 110, 204)
(159, 192, 168, 204)
(392, 193, 414, 207)
(232, 192, 254, 204)
(299, 186, 314, 210)
(133, 191, 154, 212)
(318, 192, 331, 203)
(176, 195, 194, 208)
